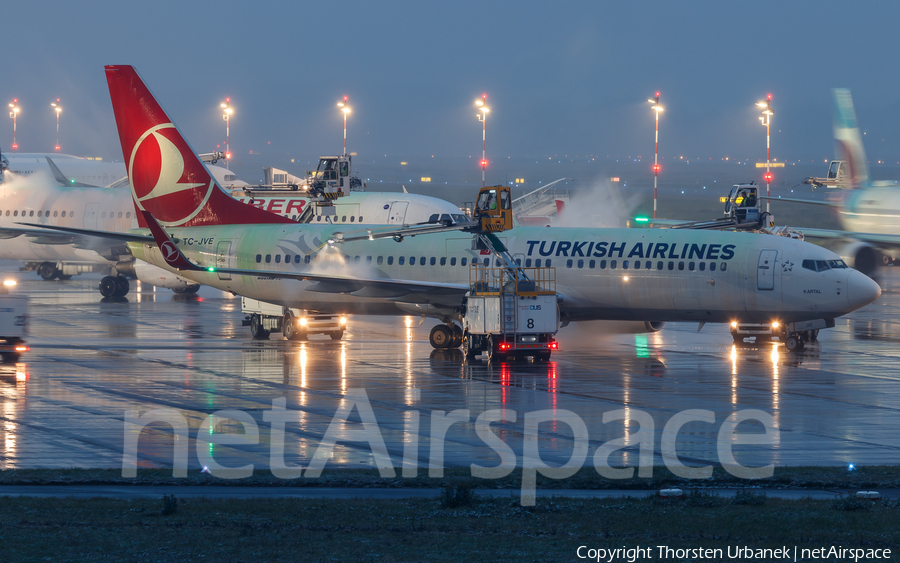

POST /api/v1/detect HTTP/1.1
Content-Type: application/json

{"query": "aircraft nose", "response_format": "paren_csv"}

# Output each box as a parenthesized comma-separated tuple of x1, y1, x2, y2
(846, 269, 881, 311)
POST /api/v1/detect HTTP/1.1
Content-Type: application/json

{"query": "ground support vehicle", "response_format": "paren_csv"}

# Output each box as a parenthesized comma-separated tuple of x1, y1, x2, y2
(241, 297, 346, 341)
(0, 293, 28, 363)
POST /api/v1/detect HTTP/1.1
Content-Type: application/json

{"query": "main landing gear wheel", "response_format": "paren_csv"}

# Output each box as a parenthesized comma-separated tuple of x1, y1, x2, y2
(429, 324, 453, 349)
(250, 314, 270, 340)
(37, 262, 58, 281)
(784, 334, 804, 352)
(115, 277, 130, 297)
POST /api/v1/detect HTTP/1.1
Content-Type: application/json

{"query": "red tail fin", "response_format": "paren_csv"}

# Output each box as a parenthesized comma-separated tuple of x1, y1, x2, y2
(104, 65, 292, 228)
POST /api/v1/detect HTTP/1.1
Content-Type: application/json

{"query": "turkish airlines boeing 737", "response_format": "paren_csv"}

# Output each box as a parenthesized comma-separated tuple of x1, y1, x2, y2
(32, 66, 883, 353)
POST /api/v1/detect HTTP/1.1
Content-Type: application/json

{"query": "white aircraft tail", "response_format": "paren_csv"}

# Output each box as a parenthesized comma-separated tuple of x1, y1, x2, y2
(832, 89, 869, 188)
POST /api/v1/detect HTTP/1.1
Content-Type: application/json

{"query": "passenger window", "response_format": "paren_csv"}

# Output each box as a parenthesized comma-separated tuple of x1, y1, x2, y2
(525, 258, 532, 267)
(721, 263, 727, 271)
(275, 255, 281, 264)
(430, 257, 436, 266)
(265, 255, 271, 263)
(610, 260, 616, 269)
(359, 216, 363, 222)
(256, 254, 262, 263)
(496, 259, 502, 267)
(387, 256, 394, 265)
(483, 258, 490, 266)
(102, 212, 107, 218)
(668, 262, 674, 270)
(600, 260, 606, 269)
(710, 262, 716, 272)
(126, 212, 131, 219)
(399, 257, 405, 265)
(577, 259, 584, 268)
(566, 259, 573, 268)
(589, 260, 595, 268)
(461, 257, 468, 266)
(366, 256, 372, 264)
(350, 216, 355, 222)
(61, 211, 66, 217)
(645, 261, 651, 269)
(377, 256, 383, 265)
(678, 262, 684, 270)
(53, 211, 57, 217)
(657, 261, 663, 270)
(535, 259, 541, 267)
(305, 255, 312, 264)
(294, 255, 301, 264)
(688, 262, 695, 271)
(699, 262, 706, 271)
(341, 216, 347, 222)
(545, 259, 552, 267)
(70, 211, 74, 217)
(118, 212, 123, 218)
(354, 256, 361, 263)
(37, 210, 42, 217)
(634, 261, 640, 270)
(29, 211, 34, 217)
(13, 211, 18, 217)
(623, 260, 629, 269)
(440, 257, 446, 266)
(450, 257, 457, 266)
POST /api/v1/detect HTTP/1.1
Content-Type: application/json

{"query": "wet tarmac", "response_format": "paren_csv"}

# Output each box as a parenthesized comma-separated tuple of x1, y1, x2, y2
(1, 261, 899, 478)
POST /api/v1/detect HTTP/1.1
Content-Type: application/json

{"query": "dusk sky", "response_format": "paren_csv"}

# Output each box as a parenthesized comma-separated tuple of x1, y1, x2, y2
(4, 1, 900, 166)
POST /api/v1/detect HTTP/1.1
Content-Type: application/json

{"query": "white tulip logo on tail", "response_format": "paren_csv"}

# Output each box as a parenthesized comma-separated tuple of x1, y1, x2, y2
(129, 123, 214, 227)
(160, 241, 181, 267)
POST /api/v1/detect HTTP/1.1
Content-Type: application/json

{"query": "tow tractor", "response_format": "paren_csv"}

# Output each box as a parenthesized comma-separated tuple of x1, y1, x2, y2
(330, 185, 561, 361)
(0, 280, 28, 363)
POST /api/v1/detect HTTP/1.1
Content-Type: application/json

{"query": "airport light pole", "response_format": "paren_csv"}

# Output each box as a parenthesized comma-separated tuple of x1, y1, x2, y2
(51, 100, 61, 152)
(220, 99, 232, 169)
(757, 95, 773, 213)
(337, 96, 350, 156)
(648, 93, 663, 219)
(475, 94, 489, 188)
(8, 100, 19, 153)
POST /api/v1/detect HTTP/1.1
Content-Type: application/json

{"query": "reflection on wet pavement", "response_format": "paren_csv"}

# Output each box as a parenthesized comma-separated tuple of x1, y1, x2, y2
(1, 262, 899, 474)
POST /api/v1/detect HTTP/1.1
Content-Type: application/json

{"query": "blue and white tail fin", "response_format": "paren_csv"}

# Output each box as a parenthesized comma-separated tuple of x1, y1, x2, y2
(832, 88, 869, 188)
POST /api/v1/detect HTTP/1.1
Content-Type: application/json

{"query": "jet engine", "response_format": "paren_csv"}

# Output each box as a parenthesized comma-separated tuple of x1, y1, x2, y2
(115, 260, 200, 291)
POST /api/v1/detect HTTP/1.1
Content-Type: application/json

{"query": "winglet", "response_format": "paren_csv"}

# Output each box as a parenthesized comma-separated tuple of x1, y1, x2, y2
(141, 210, 202, 271)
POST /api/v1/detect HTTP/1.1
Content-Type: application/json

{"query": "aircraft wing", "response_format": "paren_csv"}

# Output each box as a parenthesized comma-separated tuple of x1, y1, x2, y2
(9, 222, 156, 260)
(15, 222, 155, 243)
(139, 211, 469, 303)
(798, 227, 900, 251)
(45, 157, 99, 187)
(760, 196, 840, 207)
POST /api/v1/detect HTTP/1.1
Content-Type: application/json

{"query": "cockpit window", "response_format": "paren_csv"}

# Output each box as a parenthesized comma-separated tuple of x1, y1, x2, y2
(802, 259, 848, 272)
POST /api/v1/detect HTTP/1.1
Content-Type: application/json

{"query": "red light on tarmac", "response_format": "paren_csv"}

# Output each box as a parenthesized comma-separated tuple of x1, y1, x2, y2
(652, 164, 661, 173)
(481, 160, 488, 167)
(763, 172, 773, 182)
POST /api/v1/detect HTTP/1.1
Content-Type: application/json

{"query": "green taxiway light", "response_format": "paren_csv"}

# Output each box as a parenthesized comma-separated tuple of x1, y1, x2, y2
(634, 216, 649, 223)
(207, 267, 216, 272)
